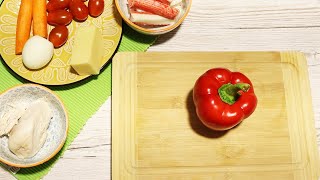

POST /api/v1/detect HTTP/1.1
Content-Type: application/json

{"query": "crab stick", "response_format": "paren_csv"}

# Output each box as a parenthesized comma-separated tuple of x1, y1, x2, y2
(129, 0, 179, 20)
(170, 0, 182, 6)
(130, 11, 174, 26)
(155, 0, 170, 5)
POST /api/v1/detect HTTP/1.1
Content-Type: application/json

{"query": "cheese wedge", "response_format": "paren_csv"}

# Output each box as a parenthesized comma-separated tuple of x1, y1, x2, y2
(69, 26, 104, 75)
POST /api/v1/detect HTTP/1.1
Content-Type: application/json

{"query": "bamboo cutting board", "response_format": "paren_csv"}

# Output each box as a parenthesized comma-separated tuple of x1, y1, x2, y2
(111, 52, 320, 180)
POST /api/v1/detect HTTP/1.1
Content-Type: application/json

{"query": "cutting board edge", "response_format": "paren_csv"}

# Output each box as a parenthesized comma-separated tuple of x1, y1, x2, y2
(112, 52, 139, 179)
(111, 51, 320, 179)
(280, 51, 320, 179)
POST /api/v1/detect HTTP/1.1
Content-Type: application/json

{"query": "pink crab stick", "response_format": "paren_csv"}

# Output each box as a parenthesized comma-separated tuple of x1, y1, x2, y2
(155, 0, 171, 5)
(129, 0, 179, 20)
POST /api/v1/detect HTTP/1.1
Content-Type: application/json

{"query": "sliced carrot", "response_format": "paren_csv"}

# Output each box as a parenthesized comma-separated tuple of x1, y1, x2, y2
(33, 0, 48, 38)
(15, 0, 33, 55)
(129, 0, 179, 20)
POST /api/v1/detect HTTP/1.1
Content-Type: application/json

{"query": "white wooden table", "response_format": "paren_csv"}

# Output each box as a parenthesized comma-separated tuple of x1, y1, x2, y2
(1, 0, 320, 179)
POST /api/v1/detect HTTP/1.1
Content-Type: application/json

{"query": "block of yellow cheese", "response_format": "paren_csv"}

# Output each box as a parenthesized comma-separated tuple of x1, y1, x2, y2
(69, 26, 104, 75)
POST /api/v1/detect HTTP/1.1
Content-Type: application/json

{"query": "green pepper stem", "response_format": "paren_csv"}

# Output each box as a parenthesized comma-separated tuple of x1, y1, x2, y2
(218, 83, 250, 105)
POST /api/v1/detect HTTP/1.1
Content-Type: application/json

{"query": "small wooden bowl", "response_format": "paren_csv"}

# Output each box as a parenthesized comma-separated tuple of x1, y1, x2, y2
(0, 84, 68, 168)
(115, 0, 192, 35)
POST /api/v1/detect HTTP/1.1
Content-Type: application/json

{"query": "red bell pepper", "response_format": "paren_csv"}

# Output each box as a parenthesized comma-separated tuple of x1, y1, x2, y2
(193, 68, 258, 131)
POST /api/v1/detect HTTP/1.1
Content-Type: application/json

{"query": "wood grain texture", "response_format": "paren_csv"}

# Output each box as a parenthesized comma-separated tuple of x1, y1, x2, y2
(149, 0, 320, 52)
(1, 0, 320, 179)
(111, 52, 319, 179)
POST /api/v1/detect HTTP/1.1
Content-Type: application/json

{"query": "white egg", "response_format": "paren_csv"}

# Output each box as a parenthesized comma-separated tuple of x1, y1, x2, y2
(22, 36, 54, 70)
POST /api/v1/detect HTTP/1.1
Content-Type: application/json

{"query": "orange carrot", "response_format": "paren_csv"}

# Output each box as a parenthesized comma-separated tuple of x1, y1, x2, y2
(15, 0, 33, 55)
(33, 0, 47, 38)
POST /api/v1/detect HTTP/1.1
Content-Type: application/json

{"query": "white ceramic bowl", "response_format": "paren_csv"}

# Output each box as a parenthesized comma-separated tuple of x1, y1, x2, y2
(0, 84, 68, 168)
(115, 0, 192, 35)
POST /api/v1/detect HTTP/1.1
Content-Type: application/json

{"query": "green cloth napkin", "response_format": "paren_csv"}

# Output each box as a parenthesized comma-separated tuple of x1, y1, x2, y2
(0, 19, 157, 179)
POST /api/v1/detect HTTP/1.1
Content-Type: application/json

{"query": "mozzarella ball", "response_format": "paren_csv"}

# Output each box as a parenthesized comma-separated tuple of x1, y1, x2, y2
(22, 36, 54, 70)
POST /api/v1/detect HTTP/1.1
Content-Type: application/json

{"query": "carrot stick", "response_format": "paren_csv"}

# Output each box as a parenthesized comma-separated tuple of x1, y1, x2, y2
(15, 0, 33, 55)
(33, 0, 47, 38)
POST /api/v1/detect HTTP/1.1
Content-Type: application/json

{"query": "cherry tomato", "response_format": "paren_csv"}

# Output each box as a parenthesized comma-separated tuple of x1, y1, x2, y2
(88, 0, 104, 17)
(46, 0, 70, 12)
(47, 10, 73, 26)
(69, 0, 89, 22)
(49, 26, 68, 48)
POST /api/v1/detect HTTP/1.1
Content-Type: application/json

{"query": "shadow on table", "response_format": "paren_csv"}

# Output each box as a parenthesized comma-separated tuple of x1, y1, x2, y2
(120, 22, 182, 48)
(152, 25, 182, 45)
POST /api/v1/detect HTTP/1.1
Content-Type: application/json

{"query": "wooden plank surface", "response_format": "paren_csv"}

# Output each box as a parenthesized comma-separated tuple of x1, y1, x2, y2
(1, 0, 320, 179)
